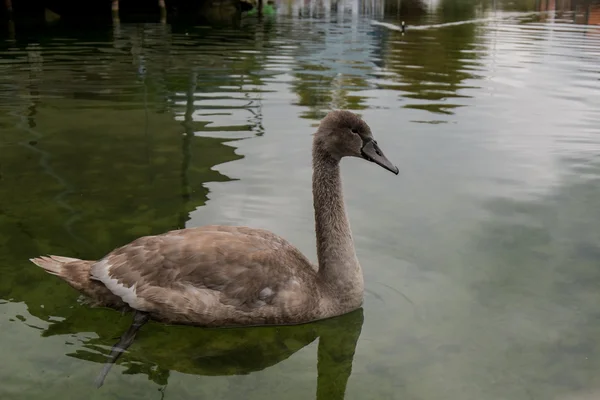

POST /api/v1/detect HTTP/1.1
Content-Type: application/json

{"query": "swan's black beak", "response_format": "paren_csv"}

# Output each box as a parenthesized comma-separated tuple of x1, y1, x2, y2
(361, 138, 399, 175)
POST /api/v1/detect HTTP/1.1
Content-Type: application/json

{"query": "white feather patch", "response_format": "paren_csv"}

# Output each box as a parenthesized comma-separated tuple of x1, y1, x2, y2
(91, 259, 145, 310)
(259, 287, 274, 299)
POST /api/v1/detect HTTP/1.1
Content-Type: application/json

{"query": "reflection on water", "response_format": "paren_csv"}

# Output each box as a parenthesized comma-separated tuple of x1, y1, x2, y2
(537, 0, 600, 25)
(1, 0, 600, 399)
(68, 309, 363, 397)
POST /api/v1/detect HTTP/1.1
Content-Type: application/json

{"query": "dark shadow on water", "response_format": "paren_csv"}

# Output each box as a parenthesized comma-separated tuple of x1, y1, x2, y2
(44, 307, 364, 399)
(1, 0, 247, 30)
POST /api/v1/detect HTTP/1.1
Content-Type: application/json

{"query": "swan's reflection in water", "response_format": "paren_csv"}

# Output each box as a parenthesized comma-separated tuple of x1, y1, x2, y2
(64, 308, 363, 398)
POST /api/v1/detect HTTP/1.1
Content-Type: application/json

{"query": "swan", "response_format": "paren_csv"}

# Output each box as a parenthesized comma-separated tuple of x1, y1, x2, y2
(30, 110, 398, 328)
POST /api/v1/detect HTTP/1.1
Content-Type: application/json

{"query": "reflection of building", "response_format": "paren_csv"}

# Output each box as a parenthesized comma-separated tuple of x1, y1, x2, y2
(536, 0, 600, 25)
(590, 4, 600, 24)
(275, 0, 386, 119)
(537, 0, 556, 11)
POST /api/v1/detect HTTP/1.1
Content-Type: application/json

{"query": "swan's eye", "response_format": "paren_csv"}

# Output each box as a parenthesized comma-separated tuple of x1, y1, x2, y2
(351, 128, 359, 134)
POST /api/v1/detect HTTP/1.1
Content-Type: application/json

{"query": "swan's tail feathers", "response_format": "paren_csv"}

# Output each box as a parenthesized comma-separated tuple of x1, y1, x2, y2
(30, 255, 126, 310)
(30, 255, 92, 293)
(30, 255, 80, 276)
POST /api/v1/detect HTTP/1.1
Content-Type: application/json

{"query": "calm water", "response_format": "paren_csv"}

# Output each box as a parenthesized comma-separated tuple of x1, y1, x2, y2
(1, 0, 600, 398)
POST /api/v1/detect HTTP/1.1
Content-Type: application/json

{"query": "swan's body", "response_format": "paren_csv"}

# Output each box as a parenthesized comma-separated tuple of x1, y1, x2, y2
(34, 226, 324, 326)
(31, 110, 398, 327)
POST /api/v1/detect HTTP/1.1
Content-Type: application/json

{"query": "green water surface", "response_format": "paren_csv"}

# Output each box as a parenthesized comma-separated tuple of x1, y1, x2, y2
(1, 0, 600, 399)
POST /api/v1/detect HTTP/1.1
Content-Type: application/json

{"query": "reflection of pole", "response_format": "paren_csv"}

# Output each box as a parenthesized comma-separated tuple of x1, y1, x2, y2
(179, 70, 197, 228)
(258, 0, 264, 18)
(584, 3, 589, 25)
(27, 55, 40, 130)
(5, 0, 14, 40)
(19, 45, 90, 248)
(112, 0, 120, 25)
(159, 0, 166, 24)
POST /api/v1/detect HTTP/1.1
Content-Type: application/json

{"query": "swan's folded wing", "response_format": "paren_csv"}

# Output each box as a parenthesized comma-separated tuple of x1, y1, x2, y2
(89, 227, 317, 320)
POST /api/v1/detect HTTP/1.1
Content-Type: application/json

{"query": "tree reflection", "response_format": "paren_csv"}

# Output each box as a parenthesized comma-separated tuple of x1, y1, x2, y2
(0, 23, 274, 325)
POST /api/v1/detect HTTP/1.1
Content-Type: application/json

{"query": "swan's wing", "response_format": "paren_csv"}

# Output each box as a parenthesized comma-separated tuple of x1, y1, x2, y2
(89, 226, 318, 324)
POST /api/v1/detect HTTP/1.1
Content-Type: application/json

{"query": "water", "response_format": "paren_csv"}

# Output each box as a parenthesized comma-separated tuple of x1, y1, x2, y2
(1, 0, 600, 398)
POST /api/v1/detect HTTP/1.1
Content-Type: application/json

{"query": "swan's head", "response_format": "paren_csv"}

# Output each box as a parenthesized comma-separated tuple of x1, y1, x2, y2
(315, 110, 399, 175)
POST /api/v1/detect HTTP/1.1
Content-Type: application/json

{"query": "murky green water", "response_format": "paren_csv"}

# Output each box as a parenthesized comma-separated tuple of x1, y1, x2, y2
(1, 0, 600, 398)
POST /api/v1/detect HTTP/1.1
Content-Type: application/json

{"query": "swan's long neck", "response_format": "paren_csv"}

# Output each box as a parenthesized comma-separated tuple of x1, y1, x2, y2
(312, 144, 364, 306)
